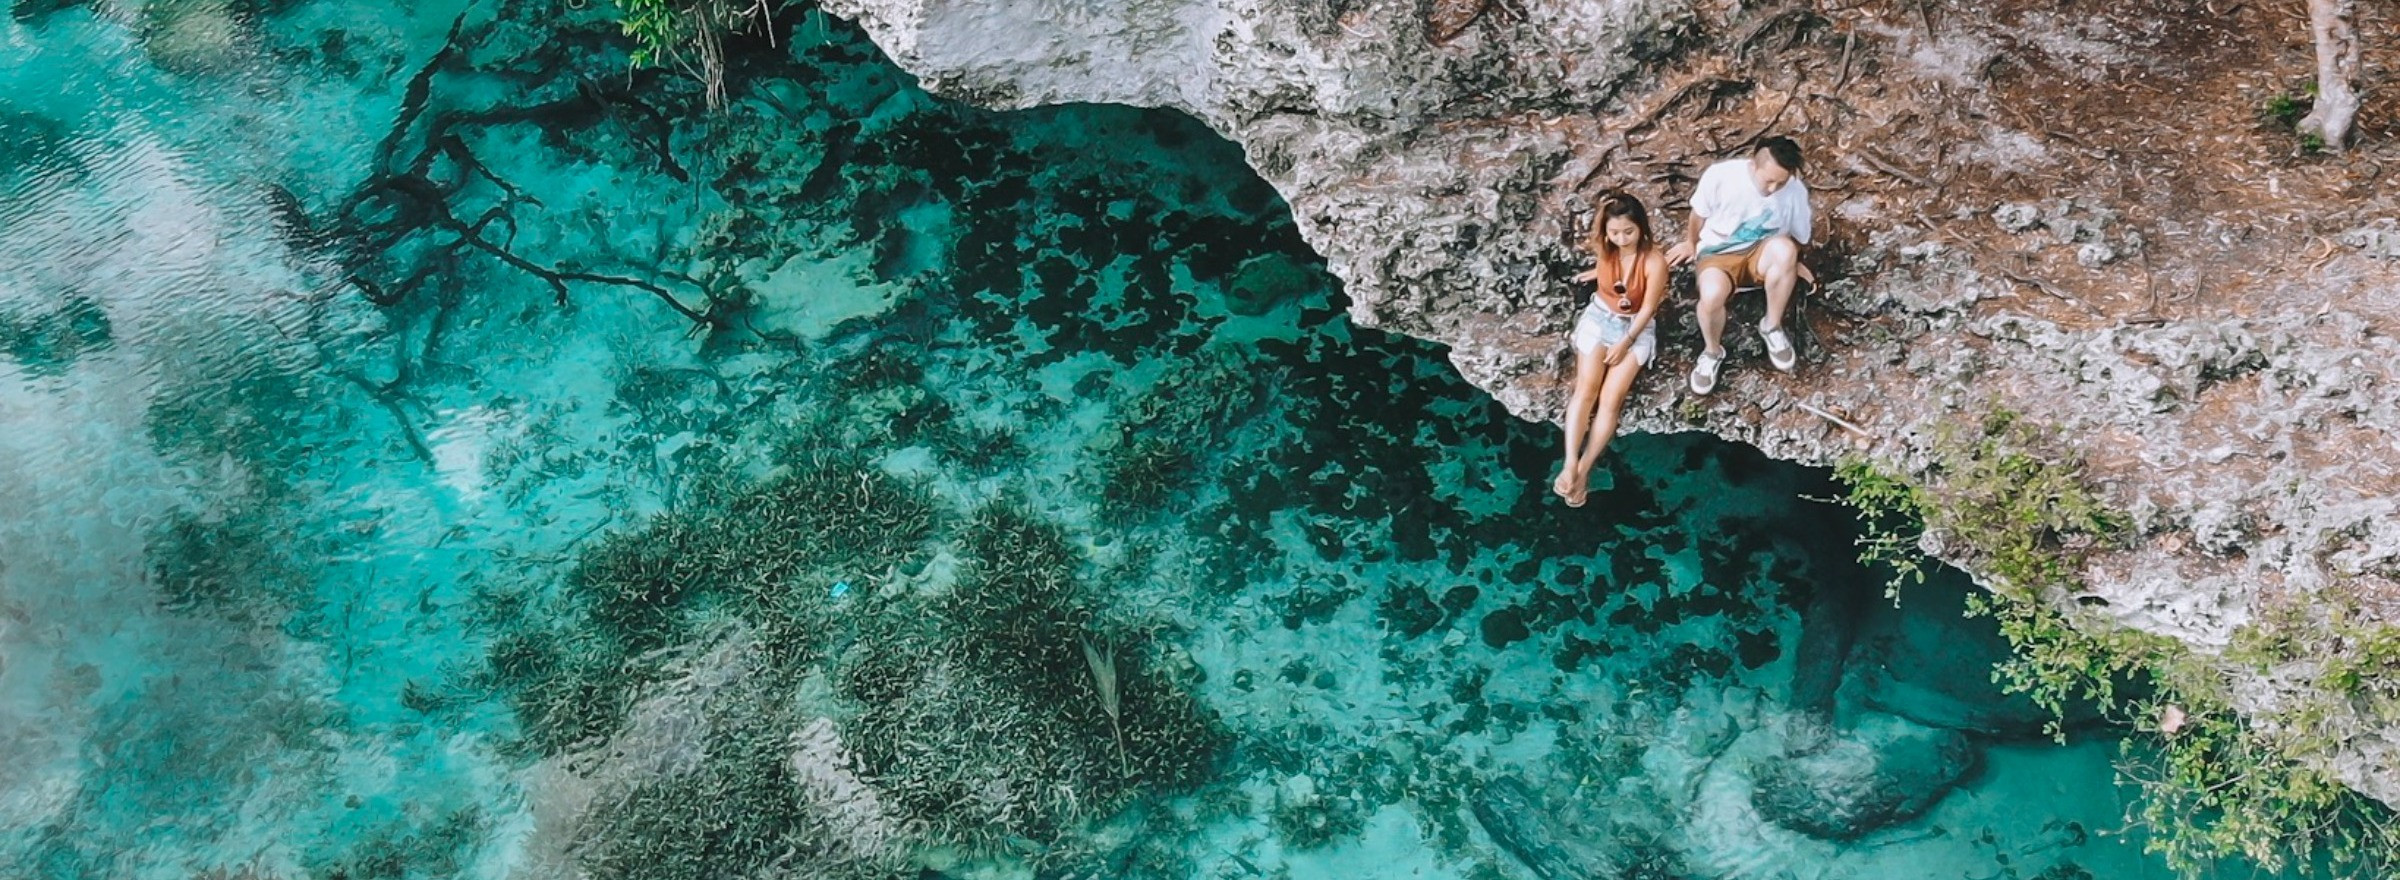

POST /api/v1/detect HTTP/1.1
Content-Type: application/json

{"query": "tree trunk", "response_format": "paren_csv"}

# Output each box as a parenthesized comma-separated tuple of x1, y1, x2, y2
(2299, 0, 2364, 149)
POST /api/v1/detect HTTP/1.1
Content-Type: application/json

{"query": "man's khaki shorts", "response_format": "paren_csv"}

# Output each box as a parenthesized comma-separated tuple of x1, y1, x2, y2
(1696, 243, 1767, 289)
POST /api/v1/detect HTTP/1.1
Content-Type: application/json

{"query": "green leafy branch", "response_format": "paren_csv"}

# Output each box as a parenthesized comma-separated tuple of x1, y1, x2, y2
(1834, 408, 2400, 876)
(607, 0, 777, 106)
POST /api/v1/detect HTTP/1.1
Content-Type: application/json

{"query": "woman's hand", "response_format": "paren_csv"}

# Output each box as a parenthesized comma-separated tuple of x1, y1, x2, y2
(1571, 268, 1597, 283)
(1604, 342, 1629, 366)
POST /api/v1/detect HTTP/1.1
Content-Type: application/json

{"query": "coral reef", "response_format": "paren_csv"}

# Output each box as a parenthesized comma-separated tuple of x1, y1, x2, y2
(1751, 715, 1981, 841)
(837, 502, 1223, 850)
(474, 453, 936, 754)
(1088, 347, 1270, 520)
(471, 461, 1219, 875)
(0, 294, 109, 375)
(138, 0, 249, 74)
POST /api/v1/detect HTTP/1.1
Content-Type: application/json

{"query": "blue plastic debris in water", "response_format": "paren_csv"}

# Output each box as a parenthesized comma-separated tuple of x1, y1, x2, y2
(830, 581, 852, 599)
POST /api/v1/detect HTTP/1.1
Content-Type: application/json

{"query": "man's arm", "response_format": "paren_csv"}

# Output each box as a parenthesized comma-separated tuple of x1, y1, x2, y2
(1666, 209, 1703, 266)
(1668, 166, 1715, 266)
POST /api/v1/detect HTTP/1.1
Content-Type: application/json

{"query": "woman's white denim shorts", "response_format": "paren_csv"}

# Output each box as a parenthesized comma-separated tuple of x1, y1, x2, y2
(1571, 301, 1656, 366)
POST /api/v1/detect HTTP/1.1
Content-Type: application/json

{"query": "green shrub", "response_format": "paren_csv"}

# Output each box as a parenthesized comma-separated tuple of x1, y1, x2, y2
(1837, 410, 2399, 876)
(604, 0, 779, 104)
(1838, 410, 2126, 601)
(2262, 92, 2310, 129)
(2258, 83, 2329, 153)
(611, 0, 701, 69)
(1832, 459, 1930, 600)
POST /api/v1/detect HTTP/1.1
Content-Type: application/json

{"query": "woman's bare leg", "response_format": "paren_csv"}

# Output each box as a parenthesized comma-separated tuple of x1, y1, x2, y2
(1573, 357, 1644, 480)
(1555, 344, 1608, 501)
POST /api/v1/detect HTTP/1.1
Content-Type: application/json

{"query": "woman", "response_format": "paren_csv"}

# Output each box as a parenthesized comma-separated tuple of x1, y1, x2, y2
(1554, 193, 1667, 507)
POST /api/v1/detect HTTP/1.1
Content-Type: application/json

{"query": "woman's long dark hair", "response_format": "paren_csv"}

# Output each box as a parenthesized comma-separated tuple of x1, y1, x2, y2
(1588, 192, 1654, 264)
(1589, 193, 1654, 310)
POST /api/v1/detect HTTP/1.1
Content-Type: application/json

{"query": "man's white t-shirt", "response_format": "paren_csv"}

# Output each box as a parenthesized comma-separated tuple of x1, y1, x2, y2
(1692, 158, 1813, 255)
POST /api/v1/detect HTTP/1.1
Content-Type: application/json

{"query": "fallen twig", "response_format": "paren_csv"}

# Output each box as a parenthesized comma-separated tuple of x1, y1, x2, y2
(334, 370, 435, 463)
(1742, 74, 1806, 146)
(1830, 30, 1857, 92)
(2306, 236, 2343, 274)
(1998, 269, 2102, 315)
(1859, 149, 1935, 189)
(1736, 6, 1825, 61)
(1571, 140, 1624, 191)
(2125, 231, 2168, 325)
(1081, 636, 1132, 780)
(1629, 75, 1752, 137)
(1427, 0, 1492, 45)
(1797, 401, 1873, 438)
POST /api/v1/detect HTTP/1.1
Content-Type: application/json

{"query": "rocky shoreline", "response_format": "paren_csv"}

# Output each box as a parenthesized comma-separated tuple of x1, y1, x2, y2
(819, 0, 2400, 809)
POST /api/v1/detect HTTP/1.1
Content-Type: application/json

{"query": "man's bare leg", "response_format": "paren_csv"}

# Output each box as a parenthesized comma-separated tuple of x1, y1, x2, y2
(1695, 267, 1734, 358)
(1756, 234, 1801, 332)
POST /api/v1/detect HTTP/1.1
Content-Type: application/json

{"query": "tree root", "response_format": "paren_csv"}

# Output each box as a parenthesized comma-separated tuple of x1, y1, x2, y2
(334, 7, 722, 335)
(334, 369, 435, 463)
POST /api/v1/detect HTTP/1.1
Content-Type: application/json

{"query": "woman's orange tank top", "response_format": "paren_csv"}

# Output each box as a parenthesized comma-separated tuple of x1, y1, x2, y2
(1598, 248, 1650, 315)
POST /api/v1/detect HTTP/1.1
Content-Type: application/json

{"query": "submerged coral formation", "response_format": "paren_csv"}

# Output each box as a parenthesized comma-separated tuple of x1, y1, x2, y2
(1089, 348, 1269, 520)
(466, 455, 1221, 874)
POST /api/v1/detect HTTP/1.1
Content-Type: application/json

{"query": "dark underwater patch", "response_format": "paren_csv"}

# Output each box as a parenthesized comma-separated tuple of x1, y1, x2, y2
(0, 294, 112, 375)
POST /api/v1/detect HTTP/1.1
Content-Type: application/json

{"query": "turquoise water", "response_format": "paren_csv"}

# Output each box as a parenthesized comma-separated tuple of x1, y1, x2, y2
(0, 3, 2294, 879)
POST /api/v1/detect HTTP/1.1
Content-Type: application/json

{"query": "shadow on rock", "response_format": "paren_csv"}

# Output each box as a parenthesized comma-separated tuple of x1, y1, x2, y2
(1751, 713, 1982, 842)
(1474, 775, 1696, 880)
(1842, 571, 2111, 739)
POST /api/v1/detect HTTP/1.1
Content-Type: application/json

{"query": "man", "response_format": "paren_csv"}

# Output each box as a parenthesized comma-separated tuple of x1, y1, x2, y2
(1665, 136, 1814, 395)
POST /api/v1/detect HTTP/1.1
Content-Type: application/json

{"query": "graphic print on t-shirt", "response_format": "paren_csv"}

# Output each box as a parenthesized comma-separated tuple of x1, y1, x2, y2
(1692, 159, 1812, 256)
(1708, 211, 1778, 256)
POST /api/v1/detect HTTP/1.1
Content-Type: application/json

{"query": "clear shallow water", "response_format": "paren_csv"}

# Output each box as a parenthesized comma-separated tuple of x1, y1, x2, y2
(0, 3, 2302, 879)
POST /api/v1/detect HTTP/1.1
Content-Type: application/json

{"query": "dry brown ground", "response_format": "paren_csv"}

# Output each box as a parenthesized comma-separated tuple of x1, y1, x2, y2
(1523, 0, 2400, 602)
(1579, 0, 2400, 324)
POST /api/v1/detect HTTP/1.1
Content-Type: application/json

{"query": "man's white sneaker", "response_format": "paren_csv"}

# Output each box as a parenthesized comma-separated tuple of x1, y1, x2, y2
(1689, 349, 1724, 395)
(1760, 324, 1797, 372)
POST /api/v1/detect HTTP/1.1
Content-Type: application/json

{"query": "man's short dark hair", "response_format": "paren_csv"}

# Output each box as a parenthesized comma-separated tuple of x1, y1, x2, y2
(1755, 136, 1803, 174)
